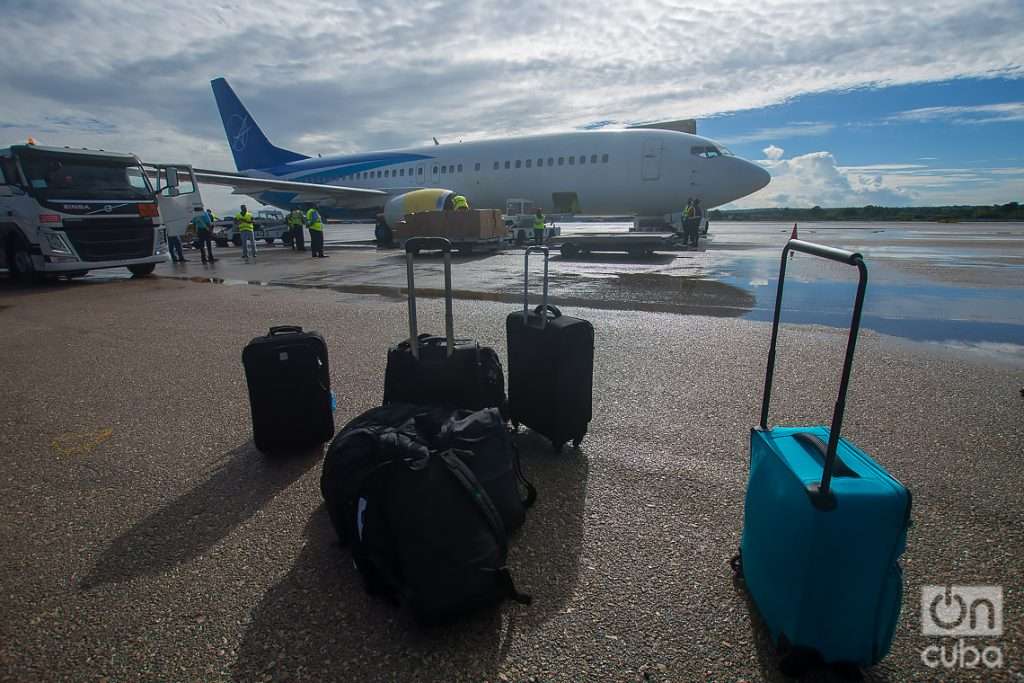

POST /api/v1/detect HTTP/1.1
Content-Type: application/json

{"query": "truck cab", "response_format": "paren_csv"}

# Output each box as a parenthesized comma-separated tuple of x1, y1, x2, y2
(0, 144, 197, 281)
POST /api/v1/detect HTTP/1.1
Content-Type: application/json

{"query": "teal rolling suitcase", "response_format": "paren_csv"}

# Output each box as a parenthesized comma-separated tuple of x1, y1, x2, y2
(735, 240, 911, 668)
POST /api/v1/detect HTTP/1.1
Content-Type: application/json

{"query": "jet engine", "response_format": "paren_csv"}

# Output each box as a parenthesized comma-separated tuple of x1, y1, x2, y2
(381, 188, 454, 228)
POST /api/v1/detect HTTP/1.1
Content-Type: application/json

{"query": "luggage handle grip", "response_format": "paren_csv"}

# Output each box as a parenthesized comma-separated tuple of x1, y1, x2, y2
(785, 239, 861, 265)
(523, 246, 550, 327)
(759, 239, 868, 503)
(269, 325, 303, 335)
(405, 237, 452, 254)
(405, 237, 454, 359)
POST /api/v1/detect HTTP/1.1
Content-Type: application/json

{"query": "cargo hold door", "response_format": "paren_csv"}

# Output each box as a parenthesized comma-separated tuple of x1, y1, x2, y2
(642, 140, 662, 181)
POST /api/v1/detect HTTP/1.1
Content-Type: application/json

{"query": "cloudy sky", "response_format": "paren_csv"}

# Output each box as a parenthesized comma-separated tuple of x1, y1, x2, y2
(2, 0, 1022, 210)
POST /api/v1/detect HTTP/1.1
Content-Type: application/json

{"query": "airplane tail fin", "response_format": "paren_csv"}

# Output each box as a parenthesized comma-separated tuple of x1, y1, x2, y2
(211, 77, 309, 171)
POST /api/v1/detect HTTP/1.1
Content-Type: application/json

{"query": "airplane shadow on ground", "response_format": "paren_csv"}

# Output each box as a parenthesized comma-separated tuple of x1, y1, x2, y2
(230, 429, 589, 682)
(80, 442, 321, 589)
(732, 572, 890, 682)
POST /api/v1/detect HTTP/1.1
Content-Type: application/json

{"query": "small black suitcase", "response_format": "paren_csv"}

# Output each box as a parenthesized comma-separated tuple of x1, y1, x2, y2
(506, 247, 594, 451)
(382, 237, 506, 413)
(242, 325, 335, 453)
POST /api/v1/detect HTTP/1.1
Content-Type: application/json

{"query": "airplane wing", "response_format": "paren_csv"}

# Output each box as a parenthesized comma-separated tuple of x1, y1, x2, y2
(193, 169, 388, 206)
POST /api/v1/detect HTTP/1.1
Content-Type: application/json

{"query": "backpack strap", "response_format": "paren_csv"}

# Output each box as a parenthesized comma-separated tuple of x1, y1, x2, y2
(510, 438, 537, 509)
(437, 449, 531, 605)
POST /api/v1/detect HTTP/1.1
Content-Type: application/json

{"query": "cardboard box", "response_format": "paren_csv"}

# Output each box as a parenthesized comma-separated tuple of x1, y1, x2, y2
(397, 209, 505, 242)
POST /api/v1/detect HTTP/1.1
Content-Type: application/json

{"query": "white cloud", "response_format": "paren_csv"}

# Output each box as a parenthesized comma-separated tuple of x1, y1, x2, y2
(888, 102, 1024, 124)
(731, 150, 914, 207)
(721, 122, 835, 145)
(763, 145, 785, 161)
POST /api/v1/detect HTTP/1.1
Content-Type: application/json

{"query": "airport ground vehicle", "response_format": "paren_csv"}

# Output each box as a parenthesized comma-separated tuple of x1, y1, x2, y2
(503, 198, 562, 245)
(212, 208, 291, 247)
(0, 143, 201, 281)
(554, 232, 688, 258)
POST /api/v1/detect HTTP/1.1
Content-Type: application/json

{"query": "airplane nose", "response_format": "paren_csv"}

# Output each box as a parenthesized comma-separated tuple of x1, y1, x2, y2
(747, 160, 771, 193)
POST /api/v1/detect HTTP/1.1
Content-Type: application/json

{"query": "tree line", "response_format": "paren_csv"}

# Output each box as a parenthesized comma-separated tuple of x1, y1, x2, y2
(709, 202, 1023, 222)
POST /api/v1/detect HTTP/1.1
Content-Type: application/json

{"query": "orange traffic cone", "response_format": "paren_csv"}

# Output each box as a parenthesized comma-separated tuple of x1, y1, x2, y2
(790, 223, 799, 240)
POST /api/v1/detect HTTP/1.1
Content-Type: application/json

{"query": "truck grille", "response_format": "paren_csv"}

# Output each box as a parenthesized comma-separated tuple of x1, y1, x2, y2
(61, 217, 154, 262)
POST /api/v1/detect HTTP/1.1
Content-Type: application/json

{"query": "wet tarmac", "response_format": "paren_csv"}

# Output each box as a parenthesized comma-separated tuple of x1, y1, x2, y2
(127, 220, 1024, 364)
(2, 224, 1023, 682)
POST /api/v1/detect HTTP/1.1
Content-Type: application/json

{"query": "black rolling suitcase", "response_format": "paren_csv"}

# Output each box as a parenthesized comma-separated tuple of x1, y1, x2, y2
(242, 325, 335, 453)
(506, 246, 594, 450)
(382, 237, 506, 413)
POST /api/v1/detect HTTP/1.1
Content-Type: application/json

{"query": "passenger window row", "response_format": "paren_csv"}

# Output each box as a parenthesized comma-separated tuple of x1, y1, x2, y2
(334, 153, 611, 182)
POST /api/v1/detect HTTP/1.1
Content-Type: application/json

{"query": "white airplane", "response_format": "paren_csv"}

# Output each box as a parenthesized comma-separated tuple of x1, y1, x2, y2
(197, 77, 770, 227)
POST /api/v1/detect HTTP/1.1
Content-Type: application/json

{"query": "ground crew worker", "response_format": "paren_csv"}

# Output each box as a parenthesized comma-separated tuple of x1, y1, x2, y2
(287, 208, 306, 251)
(191, 208, 216, 264)
(691, 198, 703, 248)
(533, 208, 545, 245)
(306, 206, 327, 258)
(451, 194, 470, 210)
(236, 204, 256, 260)
(682, 198, 696, 247)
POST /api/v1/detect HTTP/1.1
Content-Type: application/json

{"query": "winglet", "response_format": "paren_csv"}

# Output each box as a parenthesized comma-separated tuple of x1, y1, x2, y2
(210, 77, 309, 171)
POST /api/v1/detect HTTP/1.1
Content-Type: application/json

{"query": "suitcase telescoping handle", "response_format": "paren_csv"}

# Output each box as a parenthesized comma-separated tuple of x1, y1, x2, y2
(523, 246, 550, 327)
(404, 237, 455, 359)
(759, 239, 868, 506)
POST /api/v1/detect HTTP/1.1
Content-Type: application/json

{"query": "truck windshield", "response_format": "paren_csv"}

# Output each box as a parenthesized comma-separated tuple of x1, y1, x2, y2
(17, 150, 152, 201)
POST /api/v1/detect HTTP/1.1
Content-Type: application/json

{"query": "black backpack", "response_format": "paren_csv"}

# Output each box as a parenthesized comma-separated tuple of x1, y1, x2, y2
(436, 407, 536, 533)
(361, 448, 530, 623)
(320, 405, 533, 622)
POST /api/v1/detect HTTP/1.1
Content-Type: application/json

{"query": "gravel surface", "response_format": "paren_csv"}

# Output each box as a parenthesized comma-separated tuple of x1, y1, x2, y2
(0, 276, 1021, 682)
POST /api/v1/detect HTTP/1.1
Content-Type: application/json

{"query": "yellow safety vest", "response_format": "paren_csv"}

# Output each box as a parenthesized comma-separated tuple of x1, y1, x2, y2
(287, 212, 304, 228)
(452, 195, 469, 210)
(306, 208, 323, 232)
(235, 211, 254, 232)
(533, 214, 545, 230)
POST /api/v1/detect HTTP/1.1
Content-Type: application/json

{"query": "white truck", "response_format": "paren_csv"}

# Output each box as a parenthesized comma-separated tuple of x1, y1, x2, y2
(0, 143, 203, 281)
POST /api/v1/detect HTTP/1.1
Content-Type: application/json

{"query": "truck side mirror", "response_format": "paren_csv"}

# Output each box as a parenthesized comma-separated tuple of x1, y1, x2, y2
(165, 167, 180, 190)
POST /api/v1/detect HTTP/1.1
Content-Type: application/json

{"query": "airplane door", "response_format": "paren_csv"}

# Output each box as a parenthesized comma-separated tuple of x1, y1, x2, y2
(430, 163, 440, 185)
(642, 140, 662, 181)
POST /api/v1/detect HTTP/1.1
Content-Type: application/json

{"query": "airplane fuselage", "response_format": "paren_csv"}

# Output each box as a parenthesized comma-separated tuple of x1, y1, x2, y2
(248, 129, 769, 218)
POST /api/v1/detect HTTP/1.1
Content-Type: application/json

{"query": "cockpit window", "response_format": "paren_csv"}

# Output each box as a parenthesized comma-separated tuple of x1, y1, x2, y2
(690, 145, 722, 159)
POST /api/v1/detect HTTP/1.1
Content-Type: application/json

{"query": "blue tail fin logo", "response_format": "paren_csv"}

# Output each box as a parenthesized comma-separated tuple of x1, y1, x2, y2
(211, 77, 308, 171)
(229, 114, 253, 152)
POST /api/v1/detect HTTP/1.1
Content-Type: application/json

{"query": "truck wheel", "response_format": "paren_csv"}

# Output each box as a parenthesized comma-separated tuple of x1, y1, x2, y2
(560, 243, 579, 258)
(215, 238, 229, 248)
(65, 271, 89, 279)
(232, 234, 242, 247)
(9, 240, 44, 284)
(128, 263, 156, 277)
(264, 238, 275, 245)
(281, 233, 294, 247)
